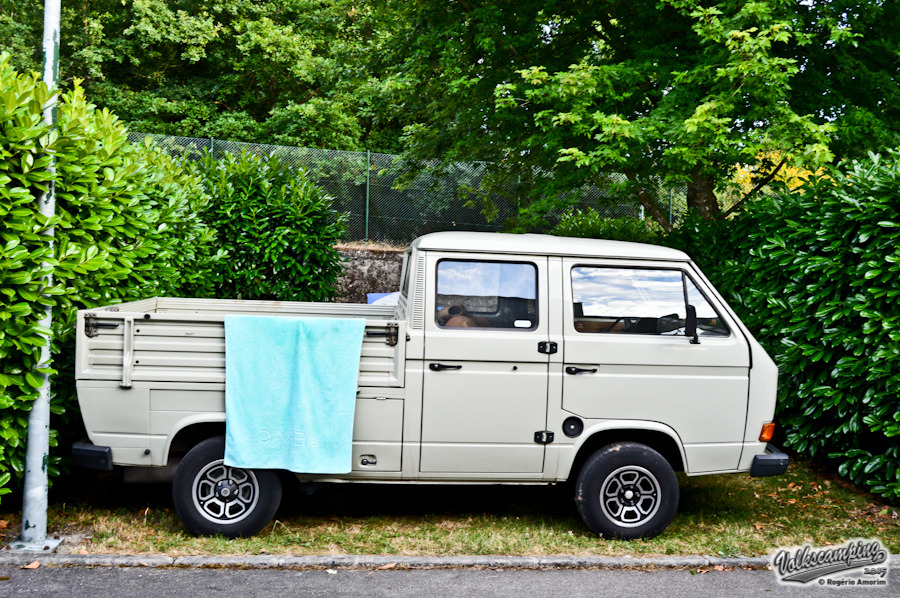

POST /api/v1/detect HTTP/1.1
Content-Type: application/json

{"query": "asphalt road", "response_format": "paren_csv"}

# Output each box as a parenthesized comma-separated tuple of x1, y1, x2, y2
(1, 566, 897, 598)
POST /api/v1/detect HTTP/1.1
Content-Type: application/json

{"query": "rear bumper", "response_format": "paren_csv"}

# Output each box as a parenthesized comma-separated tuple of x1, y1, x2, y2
(72, 440, 114, 471)
(750, 443, 789, 477)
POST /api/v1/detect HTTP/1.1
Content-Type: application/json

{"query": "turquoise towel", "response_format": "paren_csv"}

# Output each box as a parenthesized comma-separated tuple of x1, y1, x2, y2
(223, 315, 365, 474)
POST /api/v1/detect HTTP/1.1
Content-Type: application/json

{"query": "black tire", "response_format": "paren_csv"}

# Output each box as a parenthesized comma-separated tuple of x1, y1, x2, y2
(172, 436, 282, 537)
(575, 442, 679, 539)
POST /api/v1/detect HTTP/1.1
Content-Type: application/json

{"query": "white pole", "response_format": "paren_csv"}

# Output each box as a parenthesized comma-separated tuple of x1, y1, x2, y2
(20, 0, 61, 546)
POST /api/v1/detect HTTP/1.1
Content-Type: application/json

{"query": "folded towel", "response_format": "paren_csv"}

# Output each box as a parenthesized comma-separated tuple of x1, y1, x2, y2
(223, 315, 365, 474)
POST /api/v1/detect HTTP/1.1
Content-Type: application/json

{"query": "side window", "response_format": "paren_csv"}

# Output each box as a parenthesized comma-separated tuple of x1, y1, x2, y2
(571, 267, 729, 337)
(435, 260, 537, 330)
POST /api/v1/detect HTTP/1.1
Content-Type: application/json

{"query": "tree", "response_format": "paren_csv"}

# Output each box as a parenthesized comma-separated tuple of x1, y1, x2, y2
(784, 0, 900, 163)
(0, 0, 404, 152)
(380, 0, 897, 230)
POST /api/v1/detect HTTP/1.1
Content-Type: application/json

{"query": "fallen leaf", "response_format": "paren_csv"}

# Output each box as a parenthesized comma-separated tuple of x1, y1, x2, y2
(378, 563, 397, 570)
(0, 520, 7, 530)
(754, 524, 764, 530)
(326, 569, 337, 575)
(713, 565, 725, 571)
(22, 561, 40, 570)
(79, 549, 88, 555)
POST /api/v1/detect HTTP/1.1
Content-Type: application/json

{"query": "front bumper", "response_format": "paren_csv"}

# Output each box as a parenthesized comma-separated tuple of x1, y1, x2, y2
(72, 439, 114, 471)
(749, 443, 789, 477)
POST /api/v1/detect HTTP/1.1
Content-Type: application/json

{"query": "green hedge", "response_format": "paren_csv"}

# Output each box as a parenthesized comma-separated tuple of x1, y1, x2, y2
(193, 151, 346, 302)
(551, 211, 663, 244)
(0, 55, 215, 502)
(665, 152, 900, 502)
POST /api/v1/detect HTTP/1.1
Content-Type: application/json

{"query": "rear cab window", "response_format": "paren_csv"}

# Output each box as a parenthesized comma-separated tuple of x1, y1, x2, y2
(435, 260, 538, 330)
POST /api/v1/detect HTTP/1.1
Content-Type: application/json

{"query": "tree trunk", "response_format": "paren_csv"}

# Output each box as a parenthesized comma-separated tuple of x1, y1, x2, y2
(686, 171, 721, 220)
(622, 169, 673, 233)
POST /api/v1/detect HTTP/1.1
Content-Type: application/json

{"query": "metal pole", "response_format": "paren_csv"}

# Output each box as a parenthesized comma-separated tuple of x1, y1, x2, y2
(20, 0, 61, 549)
(365, 150, 371, 242)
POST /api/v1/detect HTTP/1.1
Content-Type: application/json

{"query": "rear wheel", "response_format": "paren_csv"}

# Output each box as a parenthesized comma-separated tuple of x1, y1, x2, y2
(172, 436, 282, 537)
(575, 442, 679, 539)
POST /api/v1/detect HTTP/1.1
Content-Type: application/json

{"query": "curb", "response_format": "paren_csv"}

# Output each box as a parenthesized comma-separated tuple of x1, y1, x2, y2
(1, 553, 897, 571)
(0, 553, 770, 570)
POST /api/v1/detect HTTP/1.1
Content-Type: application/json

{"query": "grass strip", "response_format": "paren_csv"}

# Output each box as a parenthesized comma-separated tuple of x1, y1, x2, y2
(1, 459, 897, 557)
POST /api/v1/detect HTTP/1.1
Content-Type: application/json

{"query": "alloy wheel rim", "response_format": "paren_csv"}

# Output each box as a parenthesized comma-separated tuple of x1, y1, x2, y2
(599, 465, 661, 528)
(192, 459, 260, 525)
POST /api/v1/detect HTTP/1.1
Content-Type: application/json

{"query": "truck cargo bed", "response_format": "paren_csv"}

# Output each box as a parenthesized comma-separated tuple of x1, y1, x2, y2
(75, 297, 406, 388)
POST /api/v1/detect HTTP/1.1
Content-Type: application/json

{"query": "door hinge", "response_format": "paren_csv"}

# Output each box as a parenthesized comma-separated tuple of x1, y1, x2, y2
(537, 341, 558, 354)
(534, 430, 555, 444)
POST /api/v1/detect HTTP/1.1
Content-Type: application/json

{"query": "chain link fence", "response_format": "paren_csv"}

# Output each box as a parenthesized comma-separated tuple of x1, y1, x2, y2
(129, 133, 739, 244)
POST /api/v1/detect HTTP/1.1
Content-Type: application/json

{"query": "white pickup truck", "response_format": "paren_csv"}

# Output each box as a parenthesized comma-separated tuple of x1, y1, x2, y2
(72, 231, 787, 539)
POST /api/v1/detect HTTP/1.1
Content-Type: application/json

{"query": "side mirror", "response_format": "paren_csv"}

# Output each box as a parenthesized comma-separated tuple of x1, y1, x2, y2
(685, 305, 700, 344)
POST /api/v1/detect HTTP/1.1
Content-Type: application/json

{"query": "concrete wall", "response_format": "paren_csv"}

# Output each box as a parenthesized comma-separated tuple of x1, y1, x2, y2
(335, 246, 405, 304)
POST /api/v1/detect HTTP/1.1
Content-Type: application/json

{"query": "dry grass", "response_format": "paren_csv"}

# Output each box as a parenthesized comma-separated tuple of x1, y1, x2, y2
(1, 459, 897, 557)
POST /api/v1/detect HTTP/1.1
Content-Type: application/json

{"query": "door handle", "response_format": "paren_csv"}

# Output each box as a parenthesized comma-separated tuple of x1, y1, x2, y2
(429, 363, 462, 371)
(565, 366, 597, 375)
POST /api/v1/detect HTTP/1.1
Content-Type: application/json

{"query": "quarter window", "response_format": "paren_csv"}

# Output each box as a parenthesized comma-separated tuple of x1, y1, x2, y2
(436, 260, 537, 330)
(571, 267, 729, 336)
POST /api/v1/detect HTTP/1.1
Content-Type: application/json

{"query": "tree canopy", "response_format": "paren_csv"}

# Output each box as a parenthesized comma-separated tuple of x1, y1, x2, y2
(785, 0, 900, 162)
(3, 1, 898, 226)
(378, 0, 900, 229)
(1, 0, 403, 152)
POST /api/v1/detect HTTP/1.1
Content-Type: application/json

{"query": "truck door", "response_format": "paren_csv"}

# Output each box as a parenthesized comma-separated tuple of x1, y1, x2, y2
(420, 254, 550, 476)
(561, 260, 751, 473)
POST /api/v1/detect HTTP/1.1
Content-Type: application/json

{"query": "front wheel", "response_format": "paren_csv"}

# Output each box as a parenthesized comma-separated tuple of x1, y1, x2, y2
(575, 442, 679, 539)
(172, 436, 282, 537)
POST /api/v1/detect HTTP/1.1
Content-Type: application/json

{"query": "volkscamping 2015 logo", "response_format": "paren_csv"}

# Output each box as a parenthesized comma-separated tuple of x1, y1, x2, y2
(771, 538, 890, 587)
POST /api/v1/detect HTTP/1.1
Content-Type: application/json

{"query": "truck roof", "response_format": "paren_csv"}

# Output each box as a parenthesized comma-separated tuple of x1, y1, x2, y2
(410, 231, 691, 262)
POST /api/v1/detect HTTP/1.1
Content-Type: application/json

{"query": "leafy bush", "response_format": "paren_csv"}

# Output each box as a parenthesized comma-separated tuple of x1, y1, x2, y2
(551, 211, 663, 244)
(0, 54, 214, 503)
(0, 58, 55, 501)
(665, 152, 900, 502)
(194, 151, 346, 301)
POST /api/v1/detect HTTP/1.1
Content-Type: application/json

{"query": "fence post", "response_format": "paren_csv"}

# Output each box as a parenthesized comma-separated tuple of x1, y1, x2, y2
(365, 150, 371, 242)
(669, 189, 673, 223)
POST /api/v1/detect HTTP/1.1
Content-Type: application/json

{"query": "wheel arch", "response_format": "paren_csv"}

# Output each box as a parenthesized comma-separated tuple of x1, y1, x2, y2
(564, 422, 686, 482)
(164, 416, 226, 465)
